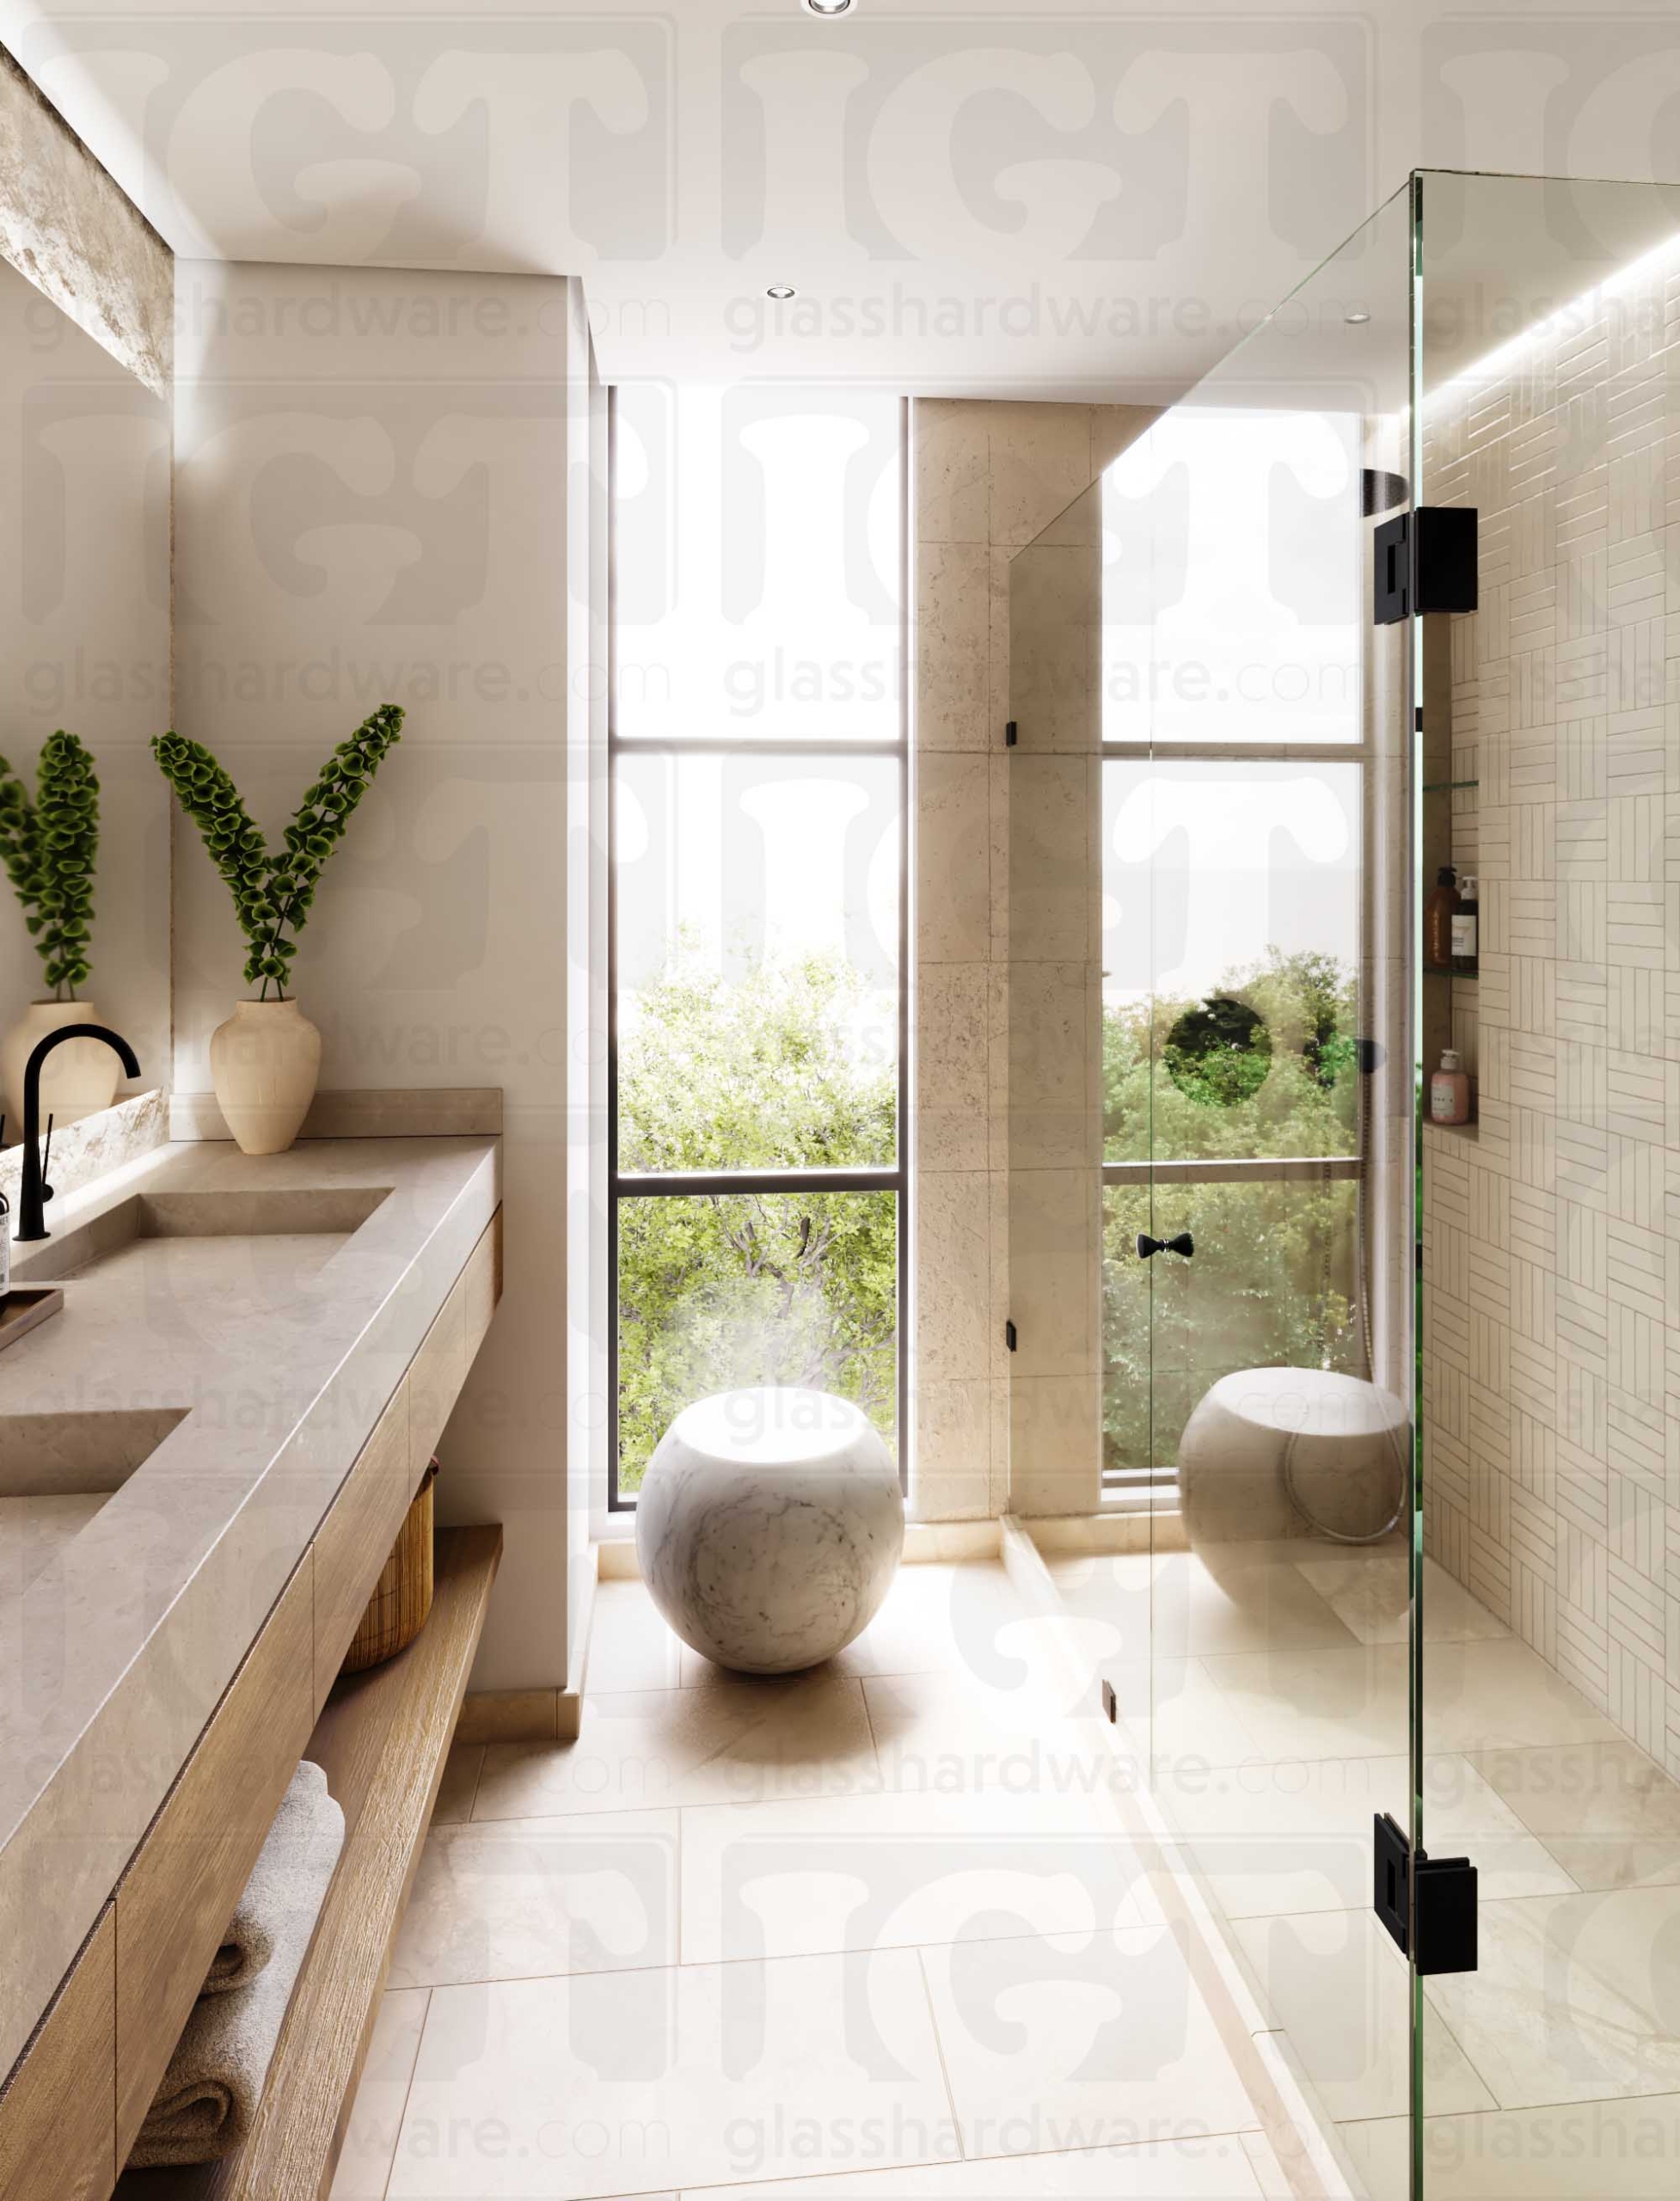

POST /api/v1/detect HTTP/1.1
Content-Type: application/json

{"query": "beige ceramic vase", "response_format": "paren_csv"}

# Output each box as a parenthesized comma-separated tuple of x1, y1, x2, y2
(1, 1000, 122, 1137)
(209, 998, 321, 1156)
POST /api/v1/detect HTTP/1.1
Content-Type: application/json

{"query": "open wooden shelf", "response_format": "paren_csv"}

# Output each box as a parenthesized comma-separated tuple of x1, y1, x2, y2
(118, 1524, 501, 2201)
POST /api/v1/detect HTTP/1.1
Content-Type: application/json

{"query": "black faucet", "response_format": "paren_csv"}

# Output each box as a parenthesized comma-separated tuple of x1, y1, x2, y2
(15, 1022, 141, 1242)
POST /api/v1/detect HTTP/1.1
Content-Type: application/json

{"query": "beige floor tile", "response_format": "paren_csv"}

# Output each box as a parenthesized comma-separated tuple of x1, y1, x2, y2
(1042, 1553, 1150, 1660)
(680, 1785, 1160, 1965)
(473, 1676, 880, 1819)
(329, 1986, 429, 2198)
(1343, 2097, 1680, 2199)
(588, 1579, 684, 1692)
(1426, 1885, 1680, 2107)
(836, 1561, 1040, 1683)
(390, 1810, 680, 1989)
(686, 2131, 1267, 2198)
(388, 1949, 957, 2198)
(861, 1671, 1116, 1802)
(1156, 1751, 1575, 1919)
(1468, 1738, 1680, 1891)
(433, 1741, 483, 1824)
(1152, 1553, 1363, 1657)
(674, 1563, 1040, 1690)
(1422, 1639, 1622, 1753)
(920, 1925, 1260, 2156)
(1229, 1909, 1493, 2124)
(1292, 1554, 1510, 1646)
(1198, 1644, 1411, 1764)
(1107, 1654, 1266, 1773)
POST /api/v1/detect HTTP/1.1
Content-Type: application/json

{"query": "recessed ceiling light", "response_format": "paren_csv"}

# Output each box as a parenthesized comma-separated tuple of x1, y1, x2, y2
(766, 284, 797, 300)
(802, 0, 854, 15)
(1344, 310, 1371, 325)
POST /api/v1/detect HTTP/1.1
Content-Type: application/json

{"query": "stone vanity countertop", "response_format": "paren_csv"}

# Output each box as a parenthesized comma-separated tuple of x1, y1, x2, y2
(0, 1132, 500, 2083)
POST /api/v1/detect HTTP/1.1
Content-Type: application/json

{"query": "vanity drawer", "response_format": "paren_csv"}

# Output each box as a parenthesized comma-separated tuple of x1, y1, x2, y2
(408, 1208, 501, 1480)
(0, 1907, 114, 2201)
(312, 1381, 413, 1699)
(112, 1553, 317, 2158)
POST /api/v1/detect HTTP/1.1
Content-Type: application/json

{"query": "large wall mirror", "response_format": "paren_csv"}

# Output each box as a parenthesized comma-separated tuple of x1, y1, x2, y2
(0, 255, 170, 1149)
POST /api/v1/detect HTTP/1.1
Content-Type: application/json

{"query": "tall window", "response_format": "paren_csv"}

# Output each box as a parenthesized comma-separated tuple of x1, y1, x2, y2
(608, 386, 907, 1506)
(1098, 402, 1367, 1488)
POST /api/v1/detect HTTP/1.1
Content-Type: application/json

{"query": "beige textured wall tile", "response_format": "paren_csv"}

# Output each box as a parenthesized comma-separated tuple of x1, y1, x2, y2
(910, 400, 1108, 1522)
(1008, 1167, 1097, 1380)
(987, 402, 1094, 547)
(916, 541, 990, 749)
(1008, 1373, 1101, 1518)
(1007, 538, 1099, 752)
(917, 964, 990, 1174)
(916, 1169, 991, 1384)
(917, 752, 991, 961)
(1007, 963, 1099, 1172)
(914, 398, 989, 543)
(911, 1376, 996, 1522)
(1426, 282, 1680, 1768)
(1009, 754, 1101, 962)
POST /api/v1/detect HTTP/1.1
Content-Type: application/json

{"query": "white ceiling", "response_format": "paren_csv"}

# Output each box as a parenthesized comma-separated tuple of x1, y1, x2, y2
(9, 0, 1680, 398)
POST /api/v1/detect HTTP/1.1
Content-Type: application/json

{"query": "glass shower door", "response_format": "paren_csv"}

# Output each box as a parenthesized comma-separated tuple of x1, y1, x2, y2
(1114, 184, 1424, 2183)
(1406, 166, 1680, 2201)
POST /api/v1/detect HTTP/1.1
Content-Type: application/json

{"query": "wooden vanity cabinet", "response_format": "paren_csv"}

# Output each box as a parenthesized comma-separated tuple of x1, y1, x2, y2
(0, 1206, 503, 2201)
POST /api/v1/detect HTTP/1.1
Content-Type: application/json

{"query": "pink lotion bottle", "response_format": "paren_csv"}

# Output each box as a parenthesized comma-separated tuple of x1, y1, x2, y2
(1430, 1047, 1471, 1126)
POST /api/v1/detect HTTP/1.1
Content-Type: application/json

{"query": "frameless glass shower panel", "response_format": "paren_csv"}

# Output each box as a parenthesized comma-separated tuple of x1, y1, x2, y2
(1134, 188, 1419, 2171)
(1411, 168, 1680, 2201)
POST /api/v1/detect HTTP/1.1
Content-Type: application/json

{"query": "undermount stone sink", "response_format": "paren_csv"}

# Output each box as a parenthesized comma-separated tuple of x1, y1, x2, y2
(0, 1407, 191, 1593)
(15, 1185, 391, 1285)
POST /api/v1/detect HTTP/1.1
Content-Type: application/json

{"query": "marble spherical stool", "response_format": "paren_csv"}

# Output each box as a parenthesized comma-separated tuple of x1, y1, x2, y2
(635, 1386, 904, 1675)
(1178, 1366, 1408, 1550)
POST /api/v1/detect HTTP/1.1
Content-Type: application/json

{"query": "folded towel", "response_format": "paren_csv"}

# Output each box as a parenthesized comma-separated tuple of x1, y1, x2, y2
(126, 1760, 346, 2169)
(199, 1759, 329, 1996)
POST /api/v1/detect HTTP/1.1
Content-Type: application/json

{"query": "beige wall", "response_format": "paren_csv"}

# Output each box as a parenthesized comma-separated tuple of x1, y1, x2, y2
(0, 55, 171, 1125)
(911, 398, 1152, 1521)
(1421, 251, 1680, 1770)
(173, 261, 586, 1690)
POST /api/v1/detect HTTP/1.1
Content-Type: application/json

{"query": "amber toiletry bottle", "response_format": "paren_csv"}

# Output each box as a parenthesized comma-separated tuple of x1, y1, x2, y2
(1451, 875, 1478, 973)
(1424, 866, 1457, 971)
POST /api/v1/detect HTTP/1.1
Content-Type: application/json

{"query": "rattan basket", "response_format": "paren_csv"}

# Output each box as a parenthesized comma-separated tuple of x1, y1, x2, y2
(341, 1459, 438, 1674)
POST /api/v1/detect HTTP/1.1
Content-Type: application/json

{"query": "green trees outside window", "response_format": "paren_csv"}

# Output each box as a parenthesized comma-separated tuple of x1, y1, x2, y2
(615, 950, 897, 1494)
(1103, 947, 1361, 1476)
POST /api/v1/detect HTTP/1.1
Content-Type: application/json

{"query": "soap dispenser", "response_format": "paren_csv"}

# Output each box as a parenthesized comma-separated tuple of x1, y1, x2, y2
(1430, 1048, 1471, 1126)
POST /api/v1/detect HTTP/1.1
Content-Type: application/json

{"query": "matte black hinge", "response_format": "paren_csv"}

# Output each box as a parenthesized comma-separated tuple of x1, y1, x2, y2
(1004, 720, 1018, 747)
(1374, 1812, 1478, 1975)
(1375, 506, 1479, 623)
(1004, 1319, 1017, 1352)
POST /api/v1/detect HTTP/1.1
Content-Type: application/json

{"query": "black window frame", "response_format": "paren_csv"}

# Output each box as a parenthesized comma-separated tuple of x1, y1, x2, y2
(605, 385, 911, 1511)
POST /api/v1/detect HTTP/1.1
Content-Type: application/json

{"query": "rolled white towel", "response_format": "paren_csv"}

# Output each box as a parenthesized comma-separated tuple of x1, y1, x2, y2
(199, 1760, 328, 1996)
(126, 1760, 346, 2168)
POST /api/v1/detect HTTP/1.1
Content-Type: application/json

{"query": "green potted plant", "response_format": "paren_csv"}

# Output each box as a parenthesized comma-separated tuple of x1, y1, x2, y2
(0, 732, 117, 1134)
(152, 704, 403, 1154)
